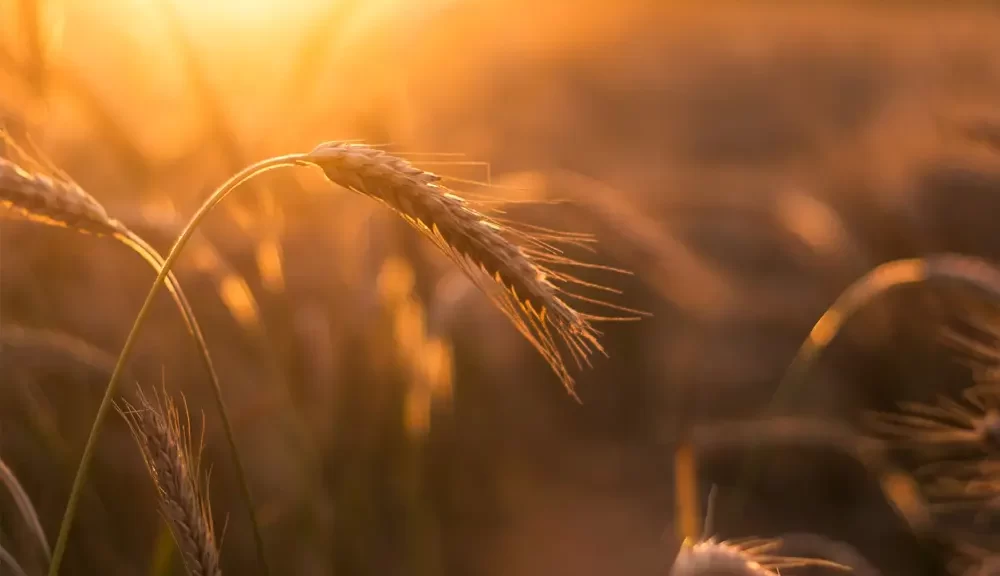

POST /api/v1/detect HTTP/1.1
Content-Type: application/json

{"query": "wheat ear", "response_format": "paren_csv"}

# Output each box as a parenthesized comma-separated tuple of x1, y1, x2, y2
(56, 144, 640, 572)
(0, 153, 266, 576)
(118, 388, 221, 576)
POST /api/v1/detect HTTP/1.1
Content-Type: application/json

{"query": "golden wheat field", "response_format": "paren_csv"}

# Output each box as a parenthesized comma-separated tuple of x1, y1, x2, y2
(4, 1, 1000, 575)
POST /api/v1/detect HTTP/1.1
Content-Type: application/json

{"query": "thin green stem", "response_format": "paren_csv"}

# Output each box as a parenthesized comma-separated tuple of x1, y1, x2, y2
(48, 154, 306, 576)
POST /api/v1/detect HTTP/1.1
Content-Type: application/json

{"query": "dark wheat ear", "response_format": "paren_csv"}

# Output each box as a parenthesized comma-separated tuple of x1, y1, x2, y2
(305, 142, 647, 397)
(117, 387, 222, 576)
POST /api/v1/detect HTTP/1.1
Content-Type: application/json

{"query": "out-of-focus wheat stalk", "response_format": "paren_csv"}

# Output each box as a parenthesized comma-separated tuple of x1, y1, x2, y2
(778, 255, 1000, 412)
(865, 384, 1000, 451)
(156, 0, 287, 298)
(0, 543, 29, 576)
(0, 456, 50, 562)
(126, 198, 266, 334)
(0, 155, 122, 235)
(18, 0, 45, 98)
(117, 387, 221, 576)
(0, 146, 264, 576)
(690, 416, 934, 534)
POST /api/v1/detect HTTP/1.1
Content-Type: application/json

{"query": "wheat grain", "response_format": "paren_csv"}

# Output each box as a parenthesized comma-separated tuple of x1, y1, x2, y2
(118, 388, 221, 576)
(306, 142, 643, 396)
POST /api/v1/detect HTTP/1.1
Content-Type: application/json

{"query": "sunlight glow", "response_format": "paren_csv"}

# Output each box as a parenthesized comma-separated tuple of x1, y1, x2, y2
(161, 0, 326, 29)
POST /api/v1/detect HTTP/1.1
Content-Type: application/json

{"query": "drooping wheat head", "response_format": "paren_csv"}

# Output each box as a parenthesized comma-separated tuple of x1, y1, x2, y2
(376, 256, 454, 435)
(305, 142, 644, 396)
(117, 387, 221, 576)
(776, 255, 1000, 412)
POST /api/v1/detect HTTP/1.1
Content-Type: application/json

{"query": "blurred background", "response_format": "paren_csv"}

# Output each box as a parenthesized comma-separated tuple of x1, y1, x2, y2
(2, 1, 1000, 574)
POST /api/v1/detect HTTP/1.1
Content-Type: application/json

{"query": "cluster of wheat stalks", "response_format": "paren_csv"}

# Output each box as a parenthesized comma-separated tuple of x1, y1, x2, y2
(117, 388, 222, 576)
(0, 135, 645, 575)
(863, 309, 1000, 575)
(5, 128, 1000, 574)
(663, 250, 1000, 575)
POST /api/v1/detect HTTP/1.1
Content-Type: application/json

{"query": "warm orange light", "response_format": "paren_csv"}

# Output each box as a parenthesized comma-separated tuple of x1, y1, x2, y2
(160, 0, 324, 29)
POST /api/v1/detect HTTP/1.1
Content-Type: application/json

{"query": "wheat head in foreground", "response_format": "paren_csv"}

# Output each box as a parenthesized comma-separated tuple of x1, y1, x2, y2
(306, 142, 645, 396)
(118, 389, 221, 576)
(669, 538, 850, 575)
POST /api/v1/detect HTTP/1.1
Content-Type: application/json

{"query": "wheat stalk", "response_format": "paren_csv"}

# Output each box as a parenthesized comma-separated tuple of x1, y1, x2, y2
(55, 143, 641, 574)
(731, 256, 1000, 523)
(0, 149, 265, 575)
(0, 543, 29, 576)
(0, 156, 123, 235)
(865, 384, 1000, 451)
(777, 255, 1000, 411)
(118, 388, 221, 576)
(0, 456, 50, 562)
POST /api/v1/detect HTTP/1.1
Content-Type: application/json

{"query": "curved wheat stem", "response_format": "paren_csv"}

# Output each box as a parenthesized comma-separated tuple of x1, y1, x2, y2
(0, 457, 50, 561)
(0, 153, 265, 575)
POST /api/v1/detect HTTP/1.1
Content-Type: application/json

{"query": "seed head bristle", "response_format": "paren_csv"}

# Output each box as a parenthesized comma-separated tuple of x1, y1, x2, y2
(670, 538, 850, 575)
(865, 384, 1000, 451)
(0, 155, 123, 236)
(117, 388, 221, 576)
(306, 141, 645, 396)
(916, 457, 1000, 512)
